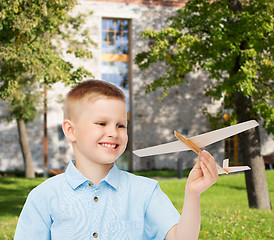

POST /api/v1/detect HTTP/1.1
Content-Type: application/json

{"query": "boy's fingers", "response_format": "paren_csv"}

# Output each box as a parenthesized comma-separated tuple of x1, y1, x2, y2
(193, 158, 201, 169)
(200, 151, 218, 180)
(200, 161, 218, 190)
(200, 160, 211, 178)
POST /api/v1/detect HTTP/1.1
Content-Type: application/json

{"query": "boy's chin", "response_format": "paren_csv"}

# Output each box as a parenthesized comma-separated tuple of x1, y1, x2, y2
(98, 157, 120, 166)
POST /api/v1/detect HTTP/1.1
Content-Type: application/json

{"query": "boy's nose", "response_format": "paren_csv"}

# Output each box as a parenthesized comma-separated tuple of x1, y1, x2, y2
(106, 126, 118, 138)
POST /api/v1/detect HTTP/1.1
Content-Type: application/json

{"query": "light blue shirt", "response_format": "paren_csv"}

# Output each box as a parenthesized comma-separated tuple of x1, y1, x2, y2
(14, 161, 180, 240)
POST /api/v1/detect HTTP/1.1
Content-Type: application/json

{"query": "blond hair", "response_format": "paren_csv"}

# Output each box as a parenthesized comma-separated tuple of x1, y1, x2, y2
(64, 80, 126, 120)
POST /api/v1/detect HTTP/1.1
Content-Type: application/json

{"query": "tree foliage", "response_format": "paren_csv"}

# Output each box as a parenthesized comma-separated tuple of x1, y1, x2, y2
(135, 0, 273, 134)
(0, 0, 96, 178)
(0, 0, 95, 122)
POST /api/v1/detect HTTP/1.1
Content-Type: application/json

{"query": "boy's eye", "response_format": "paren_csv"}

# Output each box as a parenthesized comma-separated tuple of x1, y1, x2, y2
(96, 122, 106, 126)
(117, 124, 126, 129)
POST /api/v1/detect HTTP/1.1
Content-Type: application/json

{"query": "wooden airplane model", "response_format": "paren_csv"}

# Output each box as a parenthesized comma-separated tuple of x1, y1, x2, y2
(133, 120, 259, 174)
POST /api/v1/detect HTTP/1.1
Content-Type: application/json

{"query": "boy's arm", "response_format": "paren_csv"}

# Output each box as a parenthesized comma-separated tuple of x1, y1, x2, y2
(166, 150, 218, 240)
(14, 190, 51, 240)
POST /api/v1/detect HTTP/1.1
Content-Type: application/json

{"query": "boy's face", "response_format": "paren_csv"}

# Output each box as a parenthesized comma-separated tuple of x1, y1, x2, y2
(71, 98, 128, 166)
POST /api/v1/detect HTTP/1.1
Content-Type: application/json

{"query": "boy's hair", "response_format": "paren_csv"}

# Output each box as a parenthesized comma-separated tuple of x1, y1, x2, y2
(64, 79, 126, 120)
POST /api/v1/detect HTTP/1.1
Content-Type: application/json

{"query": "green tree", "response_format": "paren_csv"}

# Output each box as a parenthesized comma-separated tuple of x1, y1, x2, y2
(136, 0, 273, 209)
(0, 0, 95, 178)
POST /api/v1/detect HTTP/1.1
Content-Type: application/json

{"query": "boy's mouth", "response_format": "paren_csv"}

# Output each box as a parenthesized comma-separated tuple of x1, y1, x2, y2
(99, 143, 119, 151)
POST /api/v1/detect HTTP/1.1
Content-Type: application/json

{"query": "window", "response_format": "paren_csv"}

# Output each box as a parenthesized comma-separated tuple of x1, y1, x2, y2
(101, 18, 131, 171)
(224, 135, 243, 166)
(102, 19, 129, 55)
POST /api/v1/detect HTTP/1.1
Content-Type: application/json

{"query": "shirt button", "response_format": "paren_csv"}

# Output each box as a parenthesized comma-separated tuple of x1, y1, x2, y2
(93, 232, 98, 238)
(94, 197, 98, 202)
(89, 182, 93, 187)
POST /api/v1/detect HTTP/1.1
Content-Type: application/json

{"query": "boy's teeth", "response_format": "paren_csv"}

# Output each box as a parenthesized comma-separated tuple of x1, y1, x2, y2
(101, 143, 116, 149)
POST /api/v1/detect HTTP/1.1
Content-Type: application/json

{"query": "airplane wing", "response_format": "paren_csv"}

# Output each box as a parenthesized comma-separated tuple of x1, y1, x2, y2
(133, 140, 188, 157)
(133, 120, 259, 157)
(218, 166, 251, 175)
(217, 159, 251, 174)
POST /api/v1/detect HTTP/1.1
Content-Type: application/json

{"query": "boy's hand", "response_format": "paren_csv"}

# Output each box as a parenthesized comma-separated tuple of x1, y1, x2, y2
(185, 150, 218, 196)
(166, 150, 218, 240)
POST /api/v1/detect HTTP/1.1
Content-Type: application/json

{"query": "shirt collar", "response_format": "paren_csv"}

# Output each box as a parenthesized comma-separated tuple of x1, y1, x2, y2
(65, 160, 120, 190)
(101, 164, 120, 190)
(65, 160, 89, 189)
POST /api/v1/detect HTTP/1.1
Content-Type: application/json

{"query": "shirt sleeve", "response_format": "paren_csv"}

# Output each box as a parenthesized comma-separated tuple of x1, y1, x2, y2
(14, 188, 52, 240)
(144, 183, 180, 239)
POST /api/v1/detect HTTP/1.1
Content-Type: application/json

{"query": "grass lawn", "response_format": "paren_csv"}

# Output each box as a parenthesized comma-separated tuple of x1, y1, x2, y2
(0, 171, 273, 240)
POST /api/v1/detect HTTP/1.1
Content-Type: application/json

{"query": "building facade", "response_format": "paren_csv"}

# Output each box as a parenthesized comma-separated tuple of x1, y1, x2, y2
(0, 0, 273, 174)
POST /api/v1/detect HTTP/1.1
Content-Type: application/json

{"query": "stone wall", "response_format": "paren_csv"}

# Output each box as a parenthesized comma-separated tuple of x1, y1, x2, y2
(0, 83, 74, 173)
(0, 0, 272, 173)
(86, 0, 186, 7)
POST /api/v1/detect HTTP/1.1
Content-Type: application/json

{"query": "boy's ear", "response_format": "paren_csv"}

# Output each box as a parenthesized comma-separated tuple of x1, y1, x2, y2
(62, 120, 76, 142)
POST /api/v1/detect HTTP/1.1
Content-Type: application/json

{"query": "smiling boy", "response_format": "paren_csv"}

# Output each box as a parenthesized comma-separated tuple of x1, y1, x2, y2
(62, 83, 128, 185)
(14, 80, 218, 240)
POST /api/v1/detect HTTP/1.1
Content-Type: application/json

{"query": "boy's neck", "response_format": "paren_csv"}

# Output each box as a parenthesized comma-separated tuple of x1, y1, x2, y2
(74, 159, 114, 186)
